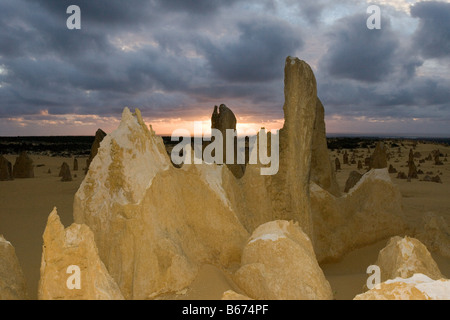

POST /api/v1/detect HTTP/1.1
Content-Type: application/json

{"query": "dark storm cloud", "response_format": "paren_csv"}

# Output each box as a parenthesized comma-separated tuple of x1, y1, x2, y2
(410, 1, 450, 59)
(0, 0, 449, 135)
(320, 13, 400, 82)
(202, 19, 303, 82)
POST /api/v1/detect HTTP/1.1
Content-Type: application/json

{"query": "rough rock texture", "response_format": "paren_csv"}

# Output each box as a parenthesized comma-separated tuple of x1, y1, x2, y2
(311, 169, 405, 262)
(72, 56, 409, 299)
(335, 157, 341, 171)
(211, 104, 245, 179)
(414, 213, 450, 258)
(59, 162, 72, 182)
(343, 151, 349, 165)
(369, 142, 388, 169)
(85, 129, 107, 174)
(13, 151, 34, 179)
(38, 208, 124, 300)
(74, 108, 249, 299)
(408, 149, 418, 179)
(354, 274, 450, 300)
(0, 155, 13, 181)
(221, 290, 252, 300)
(357, 160, 363, 170)
(0, 235, 28, 300)
(344, 171, 363, 193)
(310, 99, 340, 197)
(375, 236, 443, 282)
(234, 221, 333, 300)
(388, 164, 397, 174)
(267, 57, 317, 237)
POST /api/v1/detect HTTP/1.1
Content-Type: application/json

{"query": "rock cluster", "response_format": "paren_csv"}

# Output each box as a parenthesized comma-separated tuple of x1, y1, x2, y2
(35, 57, 407, 300)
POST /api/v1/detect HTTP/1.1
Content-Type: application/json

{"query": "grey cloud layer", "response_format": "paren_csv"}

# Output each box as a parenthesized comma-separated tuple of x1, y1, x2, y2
(0, 0, 449, 133)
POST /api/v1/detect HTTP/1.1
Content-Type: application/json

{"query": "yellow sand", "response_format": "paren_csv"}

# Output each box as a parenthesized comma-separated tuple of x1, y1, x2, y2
(0, 140, 449, 300)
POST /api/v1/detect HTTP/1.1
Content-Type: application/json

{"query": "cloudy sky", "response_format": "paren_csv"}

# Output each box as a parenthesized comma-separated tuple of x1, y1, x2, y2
(0, 0, 449, 136)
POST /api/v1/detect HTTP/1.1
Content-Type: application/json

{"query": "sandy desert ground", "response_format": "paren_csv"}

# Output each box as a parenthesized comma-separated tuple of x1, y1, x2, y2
(0, 139, 449, 300)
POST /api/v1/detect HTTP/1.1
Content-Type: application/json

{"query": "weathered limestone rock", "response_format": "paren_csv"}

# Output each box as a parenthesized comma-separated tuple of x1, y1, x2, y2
(0, 155, 13, 181)
(343, 151, 349, 165)
(397, 171, 407, 179)
(414, 213, 450, 258)
(38, 208, 124, 300)
(13, 151, 34, 179)
(369, 142, 388, 169)
(74, 108, 249, 299)
(310, 99, 340, 197)
(85, 129, 107, 174)
(234, 221, 333, 300)
(375, 236, 444, 282)
(344, 171, 363, 193)
(211, 104, 245, 179)
(221, 290, 253, 300)
(335, 157, 341, 171)
(59, 162, 72, 182)
(357, 160, 363, 170)
(354, 274, 450, 300)
(388, 164, 397, 174)
(265, 57, 317, 237)
(408, 149, 418, 179)
(0, 235, 28, 300)
(311, 169, 405, 262)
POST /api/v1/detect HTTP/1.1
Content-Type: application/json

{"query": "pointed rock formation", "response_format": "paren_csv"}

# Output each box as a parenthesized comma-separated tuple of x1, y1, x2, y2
(0, 155, 13, 181)
(369, 142, 388, 169)
(357, 160, 363, 170)
(234, 221, 333, 300)
(376, 236, 444, 282)
(335, 157, 341, 171)
(59, 162, 72, 182)
(310, 99, 340, 197)
(74, 108, 249, 299)
(343, 151, 349, 165)
(388, 164, 397, 174)
(344, 171, 363, 193)
(73, 57, 409, 298)
(85, 129, 107, 174)
(408, 149, 418, 179)
(354, 274, 450, 300)
(0, 235, 28, 300)
(211, 104, 245, 179)
(263, 57, 318, 237)
(38, 208, 124, 300)
(13, 151, 34, 179)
